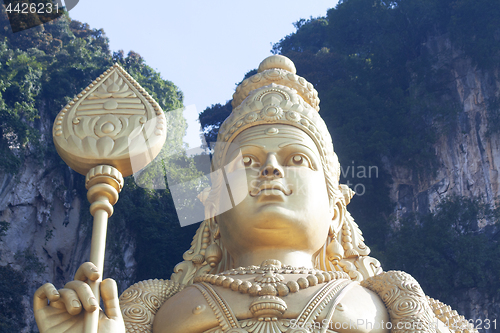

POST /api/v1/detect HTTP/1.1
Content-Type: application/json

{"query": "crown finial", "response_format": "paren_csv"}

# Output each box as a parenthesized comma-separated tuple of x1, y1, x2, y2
(232, 55, 319, 111)
(258, 55, 296, 74)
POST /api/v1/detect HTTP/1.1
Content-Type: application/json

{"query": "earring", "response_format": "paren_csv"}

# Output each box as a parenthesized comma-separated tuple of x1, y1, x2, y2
(212, 223, 220, 240)
(206, 223, 222, 267)
(326, 226, 344, 262)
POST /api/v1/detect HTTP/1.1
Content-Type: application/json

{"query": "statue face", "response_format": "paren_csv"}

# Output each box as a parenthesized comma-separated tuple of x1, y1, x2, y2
(217, 124, 336, 260)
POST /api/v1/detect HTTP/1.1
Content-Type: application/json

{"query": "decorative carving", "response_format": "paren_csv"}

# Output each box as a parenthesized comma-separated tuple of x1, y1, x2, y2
(241, 313, 290, 333)
(170, 219, 217, 286)
(232, 55, 319, 112)
(206, 241, 223, 267)
(194, 283, 241, 331)
(53, 63, 166, 177)
(85, 164, 124, 191)
(216, 84, 329, 177)
(339, 184, 355, 205)
(119, 279, 182, 333)
(428, 297, 478, 333)
(186, 277, 353, 333)
(361, 271, 438, 333)
(193, 260, 350, 298)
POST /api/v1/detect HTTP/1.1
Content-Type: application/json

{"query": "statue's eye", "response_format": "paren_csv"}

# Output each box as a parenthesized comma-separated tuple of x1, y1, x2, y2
(243, 156, 253, 167)
(288, 154, 312, 168)
(242, 155, 261, 169)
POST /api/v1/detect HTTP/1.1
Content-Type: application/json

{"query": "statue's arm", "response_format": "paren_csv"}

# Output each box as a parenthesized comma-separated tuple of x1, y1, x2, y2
(119, 279, 183, 333)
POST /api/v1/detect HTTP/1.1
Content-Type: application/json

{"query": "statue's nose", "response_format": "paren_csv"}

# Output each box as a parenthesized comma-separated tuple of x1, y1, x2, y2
(260, 153, 284, 178)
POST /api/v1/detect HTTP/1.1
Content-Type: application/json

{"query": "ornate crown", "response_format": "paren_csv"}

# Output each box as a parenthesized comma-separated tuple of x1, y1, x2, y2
(212, 55, 339, 183)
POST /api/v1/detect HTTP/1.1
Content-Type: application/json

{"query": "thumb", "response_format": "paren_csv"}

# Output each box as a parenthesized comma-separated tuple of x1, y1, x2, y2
(100, 278, 122, 320)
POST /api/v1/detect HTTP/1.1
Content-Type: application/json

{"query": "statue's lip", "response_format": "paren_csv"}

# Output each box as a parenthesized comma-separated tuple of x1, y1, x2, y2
(249, 182, 292, 197)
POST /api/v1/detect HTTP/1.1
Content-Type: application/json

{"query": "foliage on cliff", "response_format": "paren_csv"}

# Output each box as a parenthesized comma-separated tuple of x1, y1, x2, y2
(0, 265, 26, 332)
(0, 7, 111, 172)
(385, 196, 500, 300)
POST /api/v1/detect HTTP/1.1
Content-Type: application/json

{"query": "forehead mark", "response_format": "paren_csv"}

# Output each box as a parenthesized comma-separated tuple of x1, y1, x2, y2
(279, 142, 319, 153)
(235, 127, 307, 146)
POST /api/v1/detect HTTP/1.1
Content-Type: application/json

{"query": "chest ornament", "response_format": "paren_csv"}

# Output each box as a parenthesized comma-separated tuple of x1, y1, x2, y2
(193, 260, 354, 333)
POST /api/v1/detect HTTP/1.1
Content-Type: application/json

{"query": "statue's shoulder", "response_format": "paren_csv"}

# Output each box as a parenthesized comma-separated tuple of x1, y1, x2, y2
(119, 279, 183, 333)
(360, 271, 436, 329)
(361, 271, 477, 333)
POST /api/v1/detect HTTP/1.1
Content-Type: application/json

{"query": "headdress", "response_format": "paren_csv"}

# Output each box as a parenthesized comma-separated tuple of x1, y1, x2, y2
(212, 55, 340, 190)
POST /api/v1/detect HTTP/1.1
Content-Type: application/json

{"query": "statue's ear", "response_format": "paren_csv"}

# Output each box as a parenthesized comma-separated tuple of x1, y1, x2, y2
(327, 199, 345, 262)
(198, 186, 211, 205)
(330, 198, 344, 236)
(339, 184, 355, 205)
(199, 186, 220, 225)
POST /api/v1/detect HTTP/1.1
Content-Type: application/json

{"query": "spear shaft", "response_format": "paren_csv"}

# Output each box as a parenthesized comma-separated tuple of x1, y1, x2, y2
(84, 167, 123, 333)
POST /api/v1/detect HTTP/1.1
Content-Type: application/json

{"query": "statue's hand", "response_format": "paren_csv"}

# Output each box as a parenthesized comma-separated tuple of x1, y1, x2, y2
(33, 262, 125, 333)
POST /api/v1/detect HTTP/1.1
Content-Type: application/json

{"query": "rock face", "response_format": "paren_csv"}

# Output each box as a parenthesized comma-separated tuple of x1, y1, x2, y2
(392, 35, 500, 218)
(389, 35, 500, 331)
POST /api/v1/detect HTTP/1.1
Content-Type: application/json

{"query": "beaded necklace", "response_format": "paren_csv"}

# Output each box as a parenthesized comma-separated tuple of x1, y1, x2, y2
(192, 259, 352, 332)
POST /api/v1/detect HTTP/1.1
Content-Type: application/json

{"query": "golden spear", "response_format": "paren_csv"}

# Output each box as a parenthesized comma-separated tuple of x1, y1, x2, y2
(52, 64, 167, 333)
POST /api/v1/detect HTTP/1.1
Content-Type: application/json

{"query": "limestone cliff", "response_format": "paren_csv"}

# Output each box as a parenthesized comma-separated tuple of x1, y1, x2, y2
(390, 34, 500, 329)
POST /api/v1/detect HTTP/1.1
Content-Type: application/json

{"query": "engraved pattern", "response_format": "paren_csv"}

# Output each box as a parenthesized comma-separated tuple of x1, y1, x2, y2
(85, 165, 124, 190)
(119, 279, 182, 333)
(295, 280, 352, 328)
(202, 319, 341, 333)
(187, 262, 354, 333)
(194, 283, 241, 331)
(427, 297, 478, 333)
(195, 284, 350, 333)
(53, 63, 166, 176)
(214, 84, 333, 181)
(232, 68, 320, 112)
(361, 271, 437, 333)
(193, 261, 350, 298)
(315, 210, 381, 281)
(171, 220, 217, 286)
(240, 318, 289, 333)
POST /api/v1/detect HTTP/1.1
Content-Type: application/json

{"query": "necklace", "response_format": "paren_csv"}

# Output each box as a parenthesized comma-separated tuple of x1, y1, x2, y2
(193, 259, 350, 298)
(193, 259, 352, 333)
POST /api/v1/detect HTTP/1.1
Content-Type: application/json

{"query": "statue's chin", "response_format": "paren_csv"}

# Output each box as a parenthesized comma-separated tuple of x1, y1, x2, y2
(251, 207, 300, 227)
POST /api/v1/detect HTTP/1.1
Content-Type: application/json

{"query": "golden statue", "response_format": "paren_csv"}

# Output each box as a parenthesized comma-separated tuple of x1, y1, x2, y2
(34, 56, 476, 333)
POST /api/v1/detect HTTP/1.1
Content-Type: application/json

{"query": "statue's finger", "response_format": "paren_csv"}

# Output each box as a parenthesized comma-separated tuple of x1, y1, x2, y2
(48, 298, 67, 310)
(58, 288, 82, 316)
(33, 283, 59, 311)
(65, 280, 98, 313)
(101, 278, 122, 320)
(74, 262, 100, 282)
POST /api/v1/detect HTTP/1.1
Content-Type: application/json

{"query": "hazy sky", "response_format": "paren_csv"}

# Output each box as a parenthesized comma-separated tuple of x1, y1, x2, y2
(67, 1, 338, 148)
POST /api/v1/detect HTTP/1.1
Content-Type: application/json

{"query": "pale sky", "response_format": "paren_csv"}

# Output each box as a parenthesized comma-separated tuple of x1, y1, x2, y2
(67, 1, 339, 149)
